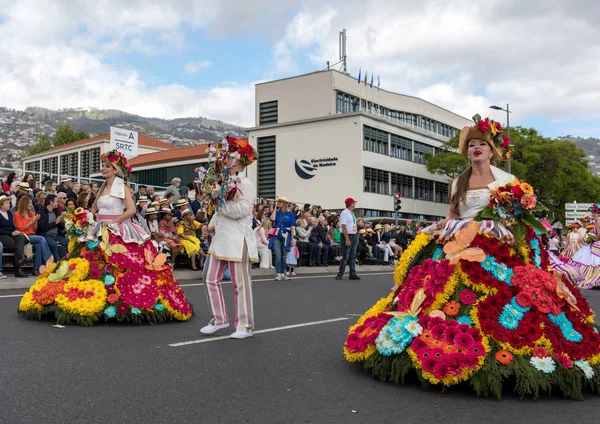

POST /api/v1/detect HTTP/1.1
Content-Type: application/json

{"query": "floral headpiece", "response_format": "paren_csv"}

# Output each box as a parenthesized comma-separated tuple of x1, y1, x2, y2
(459, 114, 511, 162)
(225, 136, 257, 166)
(591, 203, 600, 214)
(101, 149, 132, 178)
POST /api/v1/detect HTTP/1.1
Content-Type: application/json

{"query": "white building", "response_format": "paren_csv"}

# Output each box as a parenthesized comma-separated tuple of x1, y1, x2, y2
(245, 70, 472, 221)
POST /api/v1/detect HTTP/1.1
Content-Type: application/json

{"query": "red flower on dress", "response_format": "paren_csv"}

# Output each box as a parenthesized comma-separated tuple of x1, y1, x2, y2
(116, 303, 129, 314)
(532, 346, 548, 358)
(459, 289, 477, 305)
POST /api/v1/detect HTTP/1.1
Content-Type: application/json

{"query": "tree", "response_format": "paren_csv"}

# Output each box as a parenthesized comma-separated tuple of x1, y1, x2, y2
(21, 123, 89, 159)
(424, 135, 469, 179)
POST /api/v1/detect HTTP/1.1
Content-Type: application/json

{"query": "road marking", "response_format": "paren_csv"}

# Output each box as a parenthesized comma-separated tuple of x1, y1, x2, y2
(169, 317, 350, 347)
(0, 272, 393, 300)
(345, 314, 363, 317)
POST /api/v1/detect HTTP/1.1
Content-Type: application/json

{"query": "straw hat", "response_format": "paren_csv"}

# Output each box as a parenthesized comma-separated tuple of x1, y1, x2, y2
(0, 194, 10, 205)
(60, 175, 72, 183)
(175, 198, 189, 207)
(375, 224, 384, 230)
(568, 222, 581, 229)
(159, 198, 170, 205)
(136, 196, 148, 205)
(458, 115, 510, 162)
(276, 196, 290, 204)
(145, 207, 158, 215)
(359, 229, 366, 235)
(182, 209, 193, 217)
(367, 228, 375, 233)
(17, 182, 32, 191)
(160, 208, 172, 215)
(150, 201, 160, 208)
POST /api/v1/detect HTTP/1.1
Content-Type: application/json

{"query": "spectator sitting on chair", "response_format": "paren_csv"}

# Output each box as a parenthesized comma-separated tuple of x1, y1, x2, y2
(56, 192, 67, 214)
(316, 217, 335, 267)
(357, 229, 370, 263)
(295, 218, 313, 267)
(13, 196, 53, 276)
(0, 194, 29, 277)
(57, 176, 71, 194)
(134, 185, 146, 202)
(375, 224, 395, 263)
(190, 192, 203, 216)
(37, 194, 68, 262)
(67, 181, 81, 202)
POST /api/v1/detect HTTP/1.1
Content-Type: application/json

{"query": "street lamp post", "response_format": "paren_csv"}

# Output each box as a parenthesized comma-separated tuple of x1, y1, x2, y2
(490, 104, 511, 173)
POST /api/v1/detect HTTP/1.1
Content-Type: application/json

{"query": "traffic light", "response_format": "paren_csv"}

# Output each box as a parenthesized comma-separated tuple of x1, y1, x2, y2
(394, 193, 402, 211)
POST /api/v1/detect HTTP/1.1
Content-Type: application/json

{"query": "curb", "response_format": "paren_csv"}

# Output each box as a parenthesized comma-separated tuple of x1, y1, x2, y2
(0, 264, 395, 291)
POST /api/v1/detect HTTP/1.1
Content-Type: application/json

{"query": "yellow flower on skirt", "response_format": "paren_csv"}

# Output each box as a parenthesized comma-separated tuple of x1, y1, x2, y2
(177, 220, 201, 257)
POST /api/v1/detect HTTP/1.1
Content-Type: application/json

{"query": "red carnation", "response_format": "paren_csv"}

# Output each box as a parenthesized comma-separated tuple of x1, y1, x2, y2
(502, 135, 510, 147)
(477, 118, 490, 133)
(496, 122, 503, 131)
(511, 185, 524, 198)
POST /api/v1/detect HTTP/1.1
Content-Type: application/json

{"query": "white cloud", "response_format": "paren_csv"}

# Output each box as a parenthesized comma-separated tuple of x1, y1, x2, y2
(184, 60, 213, 75)
(271, 0, 600, 132)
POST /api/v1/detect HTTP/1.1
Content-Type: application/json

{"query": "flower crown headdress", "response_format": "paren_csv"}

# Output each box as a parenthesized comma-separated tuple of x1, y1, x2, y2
(472, 114, 511, 161)
(591, 203, 600, 214)
(101, 149, 132, 178)
(225, 136, 257, 166)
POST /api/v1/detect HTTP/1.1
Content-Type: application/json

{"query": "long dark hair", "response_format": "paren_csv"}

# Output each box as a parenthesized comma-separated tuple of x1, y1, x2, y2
(449, 166, 472, 213)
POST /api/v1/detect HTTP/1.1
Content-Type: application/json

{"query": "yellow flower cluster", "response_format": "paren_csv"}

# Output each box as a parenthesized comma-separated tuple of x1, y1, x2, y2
(68, 238, 77, 253)
(457, 266, 498, 295)
(55, 279, 107, 316)
(67, 258, 91, 282)
(394, 233, 433, 287)
(159, 294, 192, 321)
(19, 291, 43, 311)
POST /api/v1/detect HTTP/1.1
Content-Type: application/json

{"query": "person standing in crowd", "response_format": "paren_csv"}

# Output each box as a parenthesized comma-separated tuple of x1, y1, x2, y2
(37, 194, 68, 262)
(13, 196, 53, 276)
(269, 197, 296, 281)
(336, 197, 360, 280)
(201, 140, 258, 339)
(164, 178, 182, 203)
(295, 218, 313, 266)
(57, 176, 71, 194)
(548, 232, 560, 256)
(0, 194, 28, 277)
(316, 217, 335, 267)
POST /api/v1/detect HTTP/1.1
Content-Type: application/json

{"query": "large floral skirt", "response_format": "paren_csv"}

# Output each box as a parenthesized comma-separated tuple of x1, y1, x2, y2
(18, 225, 193, 326)
(344, 221, 600, 399)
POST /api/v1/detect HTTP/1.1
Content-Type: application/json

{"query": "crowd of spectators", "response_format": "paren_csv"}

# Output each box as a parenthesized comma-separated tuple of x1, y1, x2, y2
(0, 172, 429, 281)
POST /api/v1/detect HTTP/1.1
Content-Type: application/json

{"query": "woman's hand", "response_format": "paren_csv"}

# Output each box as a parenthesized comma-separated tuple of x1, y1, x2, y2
(436, 218, 449, 229)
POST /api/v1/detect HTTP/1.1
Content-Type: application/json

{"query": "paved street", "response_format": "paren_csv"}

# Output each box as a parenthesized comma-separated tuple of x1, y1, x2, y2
(1, 272, 600, 424)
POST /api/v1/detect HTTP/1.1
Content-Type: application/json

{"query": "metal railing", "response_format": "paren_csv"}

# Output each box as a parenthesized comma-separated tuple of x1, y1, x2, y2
(336, 106, 452, 142)
(0, 167, 169, 192)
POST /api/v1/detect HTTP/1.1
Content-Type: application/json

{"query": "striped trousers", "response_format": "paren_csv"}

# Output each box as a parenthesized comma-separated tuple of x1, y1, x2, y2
(202, 243, 254, 333)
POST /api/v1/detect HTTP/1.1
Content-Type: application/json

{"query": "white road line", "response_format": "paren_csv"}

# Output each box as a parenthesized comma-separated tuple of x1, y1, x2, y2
(169, 317, 350, 347)
(0, 272, 393, 300)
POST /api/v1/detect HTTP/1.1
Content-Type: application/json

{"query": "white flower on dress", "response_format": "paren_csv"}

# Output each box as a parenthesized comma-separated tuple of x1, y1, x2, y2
(575, 360, 595, 379)
(530, 356, 556, 374)
(404, 321, 423, 337)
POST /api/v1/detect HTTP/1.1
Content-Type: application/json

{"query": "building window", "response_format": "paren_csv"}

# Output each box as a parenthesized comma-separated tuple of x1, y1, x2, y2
(61, 153, 78, 179)
(414, 141, 434, 165)
(415, 178, 434, 201)
(363, 209, 392, 218)
(91, 148, 101, 173)
(336, 91, 359, 113)
(257, 136, 276, 199)
(391, 173, 413, 198)
(435, 182, 449, 203)
(364, 167, 389, 195)
(390, 134, 412, 161)
(259, 101, 278, 125)
(363, 126, 388, 155)
(81, 149, 90, 178)
(25, 161, 40, 173)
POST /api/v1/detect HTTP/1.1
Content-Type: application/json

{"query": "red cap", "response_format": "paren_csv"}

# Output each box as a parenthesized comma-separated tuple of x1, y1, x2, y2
(345, 197, 357, 205)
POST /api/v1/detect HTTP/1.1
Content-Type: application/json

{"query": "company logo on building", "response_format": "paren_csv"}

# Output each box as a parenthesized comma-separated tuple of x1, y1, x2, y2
(294, 157, 339, 180)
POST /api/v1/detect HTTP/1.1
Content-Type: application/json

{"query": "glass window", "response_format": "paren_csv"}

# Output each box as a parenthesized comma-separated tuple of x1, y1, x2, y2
(391, 173, 413, 198)
(414, 141, 434, 164)
(435, 182, 449, 203)
(415, 178, 434, 201)
(363, 126, 389, 155)
(364, 167, 390, 195)
(390, 134, 412, 161)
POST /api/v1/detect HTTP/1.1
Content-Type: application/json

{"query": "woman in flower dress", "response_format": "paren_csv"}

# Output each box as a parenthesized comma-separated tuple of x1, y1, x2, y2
(568, 205, 600, 289)
(344, 115, 600, 399)
(561, 222, 586, 259)
(18, 150, 193, 325)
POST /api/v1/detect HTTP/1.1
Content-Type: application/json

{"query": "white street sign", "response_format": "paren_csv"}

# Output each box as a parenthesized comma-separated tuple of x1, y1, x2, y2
(565, 220, 581, 226)
(110, 127, 138, 158)
(565, 211, 591, 219)
(565, 203, 594, 211)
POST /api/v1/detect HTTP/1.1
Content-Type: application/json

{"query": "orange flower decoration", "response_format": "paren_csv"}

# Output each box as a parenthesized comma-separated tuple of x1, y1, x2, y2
(443, 300, 460, 316)
(495, 350, 513, 365)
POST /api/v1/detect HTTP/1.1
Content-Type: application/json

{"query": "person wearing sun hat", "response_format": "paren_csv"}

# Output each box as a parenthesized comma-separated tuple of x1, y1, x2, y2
(566, 203, 600, 288)
(336, 197, 360, 280)
(561, 221, 585, 260)
(177, 209, 202, 271)
(201, 137, 259, 339)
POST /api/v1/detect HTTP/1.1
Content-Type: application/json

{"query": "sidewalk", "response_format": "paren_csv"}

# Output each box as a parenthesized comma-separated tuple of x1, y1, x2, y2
(0, 264, 394, 291)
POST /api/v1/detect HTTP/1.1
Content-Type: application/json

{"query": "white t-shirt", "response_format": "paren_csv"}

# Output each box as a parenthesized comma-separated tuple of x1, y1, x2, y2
(548, 237, 559, 250)
(339, 208, 357, 234)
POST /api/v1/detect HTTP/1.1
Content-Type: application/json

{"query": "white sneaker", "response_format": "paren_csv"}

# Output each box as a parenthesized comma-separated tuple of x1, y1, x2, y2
(200, 323, 230, 335)
(282, 274, 290, 281)
(285, 271, 290, 276)
(230, 331, 253, 339)
(0, 271, 6, 279)
(275, 274, 282, 281)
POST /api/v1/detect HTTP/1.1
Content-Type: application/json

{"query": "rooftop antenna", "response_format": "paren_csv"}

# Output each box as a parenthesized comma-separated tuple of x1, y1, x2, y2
(324, 28, 348, 73)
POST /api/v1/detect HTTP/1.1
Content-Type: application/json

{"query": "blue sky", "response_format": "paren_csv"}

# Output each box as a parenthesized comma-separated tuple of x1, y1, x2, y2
(1, 0, 599, 138)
